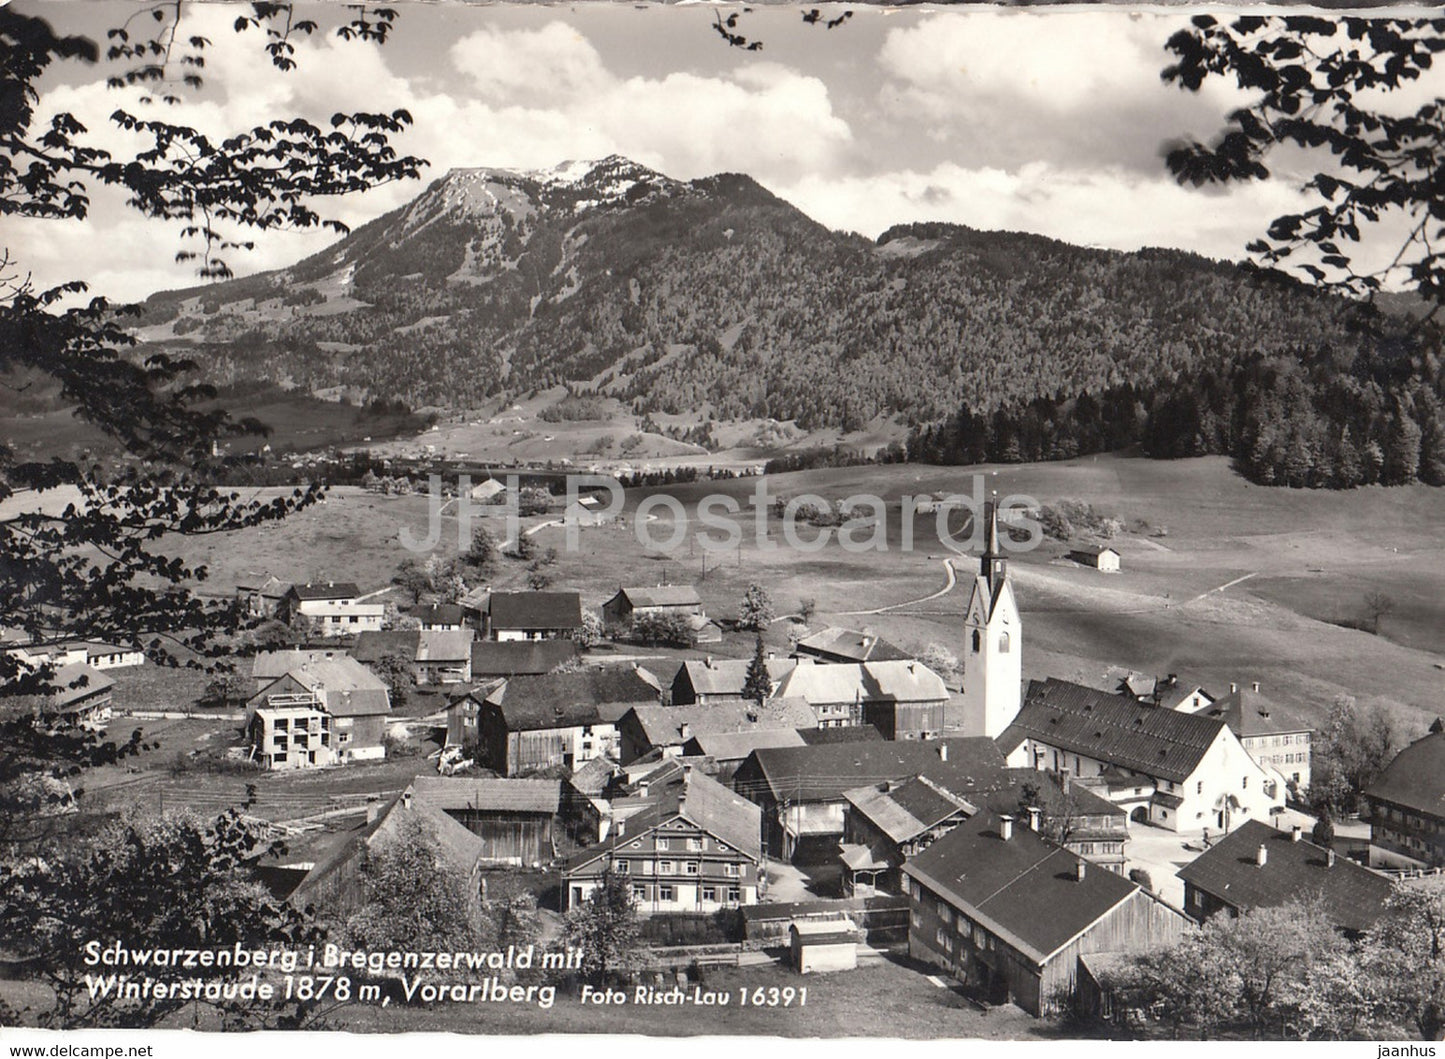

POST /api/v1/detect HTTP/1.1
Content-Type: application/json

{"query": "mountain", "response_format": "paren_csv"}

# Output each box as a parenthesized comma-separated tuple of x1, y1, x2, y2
(133, 155, 1376, 432)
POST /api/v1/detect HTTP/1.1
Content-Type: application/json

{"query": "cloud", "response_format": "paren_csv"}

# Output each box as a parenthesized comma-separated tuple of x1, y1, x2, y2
(449, 22, 611, 105)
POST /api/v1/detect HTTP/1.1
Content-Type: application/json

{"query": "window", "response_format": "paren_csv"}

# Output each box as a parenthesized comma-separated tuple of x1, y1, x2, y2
(658, 885, 675, 901)
(1242, 777, 1248, 790)
(658, 860, 674, 874)
(684, 862, 699, 875)
(616, 860, 630, 874)
(702, 886, 717, 902)
(725, 863, 740, 877)
(998, 632, 1010, 653)
(727, 887, 741, 903)
(688, 838, 704, 852)
(972, 630, 981, 653)
(1197, 781, 1203, 795)
(911, 911, 922, 929)
(655, 838, 669, 851)
(938, 903, 953, 924)
(632, 885, 647, 901)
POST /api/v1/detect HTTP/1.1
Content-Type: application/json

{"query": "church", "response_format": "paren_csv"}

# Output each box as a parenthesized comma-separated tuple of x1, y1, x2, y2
(958, 500, 1022, 740)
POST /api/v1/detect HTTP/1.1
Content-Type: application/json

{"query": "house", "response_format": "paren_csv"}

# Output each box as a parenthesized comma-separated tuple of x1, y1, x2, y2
(981, 771, 1131, 875)
(284, 582, 384, 638)
(353, 629, 474, 685)
(406, 775, 560, 868)
(1198, 682, 1314, 793)
(250, 648, 346, 693)
(484, 591, 583, 642)
(467, 477, 507, 504)
(616, 698, 818, 765)
(562, 768, 763, 914)
(903, 812, 1191, 1016)
(32, 662, 114, 730)
(288, 784, 485, 918)
(1069, 546, 1122, 572)
(790, 917, 859, 974)
(682, 728, 807, 784)
(246, 657, 391, 769)
(797, 726, 885, 746)
(671, 656, 798, 706)
(470, 639, 579, 679)
(601, 585, 705, 626)
(1177, 818, 1394, 935)
(413, 603, 465, 631)
(1365, 721, 1445, 869)
(471, 667, 660, 775)
(772, 658, 949, 740)
(733, 737, 1009, 860)
(999, 678, 1281, 832)
(792, 627, 911, 665)
(841, 775, 976, 896)
(236, 574, 290, 618)
(5, 640, 144, 673)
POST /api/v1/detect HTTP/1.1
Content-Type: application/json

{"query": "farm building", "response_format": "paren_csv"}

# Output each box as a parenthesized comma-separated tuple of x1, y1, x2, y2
(31, 662, 114, 730)
(466, 477, 506, 504)
(682, 728, 807, 784)
(284, 582, 384, 637)
(841, 775, 975, 896)
(288, 785, 485, 918)
(407, 776, 561, 867)
(792, 627, 911, 665)
(1365, 721, 1445, 870)
(246, 657, 390, 768)
(670, 656, 797, 706)
(1176, 819, 1394, 935)
(733, 737, 1008, 860)
(473, 667, 660, 775)
(353, 629, 474, 685)
(562, 768, 763, 915)
(484, 591, 583, 642)
(903, 812, 1190, 1016)
(601, 585, 705, 626)
(999, 678, 1281, 832)
(1068, 547, 1121, 572)
(469, 639, 579, 679)
(790, 917, 860, 974)
(772, 658, 949, 740)
(616, 698, 817, 765)
(235, 574, 290, 618)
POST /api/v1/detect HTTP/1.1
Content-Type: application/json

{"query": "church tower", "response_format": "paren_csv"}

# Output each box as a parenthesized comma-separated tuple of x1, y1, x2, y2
(959, 499, 1022, 738)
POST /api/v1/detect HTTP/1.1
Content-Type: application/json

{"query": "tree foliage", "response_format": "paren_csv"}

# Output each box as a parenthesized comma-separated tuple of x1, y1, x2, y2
(342, 813, 479, 953)
(736, 583, 774, 632)
(1309, 694, 1395, 817)
(742, 635, 771, 707)
(563, 869, 638, 982)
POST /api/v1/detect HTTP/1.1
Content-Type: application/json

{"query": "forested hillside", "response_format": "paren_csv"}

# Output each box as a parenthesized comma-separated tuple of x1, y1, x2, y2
(125, 156, 1444, 486)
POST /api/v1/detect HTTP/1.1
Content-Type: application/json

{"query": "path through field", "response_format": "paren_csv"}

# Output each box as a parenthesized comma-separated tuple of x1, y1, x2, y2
(837, 557, 957, 616)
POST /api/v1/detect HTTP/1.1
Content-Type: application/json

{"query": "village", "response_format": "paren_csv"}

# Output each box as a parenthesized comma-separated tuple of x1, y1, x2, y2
(13, 475, 1443, 1037)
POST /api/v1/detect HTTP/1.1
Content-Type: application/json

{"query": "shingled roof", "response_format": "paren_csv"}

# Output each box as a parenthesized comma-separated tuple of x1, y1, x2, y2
(288, 582, 360, 601)
(612, 585, 703, 609)
(903, 812, 1141, 965)
(1176, 819, 1394, 933)
(736, 737, 1007, 805)
(675, 657, 796, 698)
(470, 639, 578, 677)
(485, 668, 659, 731)
(1202, 686, 1315, 738)
(998, 678, 1227, 784)
(409, 775, 560, 815)
(772, 658, 948, 706)
(624, 699, 816, 750)
(262, 657, 391, 717)
(487, 591, 582, 631)
(845, 775, 975, 845)
(794, 627, 911, 663)
(1365, 729, 1445, 819)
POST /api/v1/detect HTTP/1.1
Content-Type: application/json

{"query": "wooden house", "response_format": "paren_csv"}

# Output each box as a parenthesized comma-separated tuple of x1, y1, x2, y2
(616, 698, 816, 765)
(1365, 722, 1445, 869)
(353, 629, 474, 685)
(33, 662, 114, 730)
(413, 603, 465, 631)
(841, 775, 975, 895)
(484, 591, 583, 642)
(1068, 546, 1121, 573)
(904, 812, 1190, 1016)
(792, 627, 911, 665)
(772, 658, 949, 739)
(601, 585, 705, 626)
(407, 775, 560, 868)
(469, 639, 579, 680)
(562, 768, 763, 915)
(670, 656, 797, 706)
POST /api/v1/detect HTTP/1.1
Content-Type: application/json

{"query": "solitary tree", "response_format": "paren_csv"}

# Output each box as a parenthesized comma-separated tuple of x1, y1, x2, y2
(343, 814, 480, 953)
(563, 869, 639, 982)
(742, 635, 771, 708)
(737, 583, 775, 632)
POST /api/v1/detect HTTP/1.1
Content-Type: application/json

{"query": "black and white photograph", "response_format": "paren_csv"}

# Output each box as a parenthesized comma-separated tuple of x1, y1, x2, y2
(2, 0, 1444, 1047)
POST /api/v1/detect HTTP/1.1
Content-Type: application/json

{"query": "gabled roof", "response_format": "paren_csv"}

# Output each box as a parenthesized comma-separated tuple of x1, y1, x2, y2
(624, 699, 816, 750)
(485, 668, 660, 731)
(797, 725, 884, 746)
(610, 585, 703, 609)
(794, 627, 911, 663)
(414, 630, 473, 663)
(685, 728, 807, 761)
(1202, 687, 1314, 738)
(1176, 819, 1393, 933)
(845, 775, 975, 845)
(47, 662, 114, 710)
(288, 582, 360, 601)
(567, 770, 762, 871)
(569, 756, 621, 796)
(260, 657, 391, 717)
(998, 678, 1227, 784)
(772, 658, 948, 706)
(470, 639, 578, 677)
(351, 630, 421, 663)
(251, 649, 343, 681)
(237, 574, 290, 597)
(737, 737, 1008, 805)
(1365, 729, 1445, 818)
(409, 775, 560, 815)
(675, 657, 796, 697)
(487, 591, 582, 630)
(414, 603, 465, 626)
(903, 812, 1141, 966)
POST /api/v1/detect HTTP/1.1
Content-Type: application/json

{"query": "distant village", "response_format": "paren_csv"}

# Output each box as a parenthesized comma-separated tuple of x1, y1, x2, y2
(13, 501, 1444, 1027)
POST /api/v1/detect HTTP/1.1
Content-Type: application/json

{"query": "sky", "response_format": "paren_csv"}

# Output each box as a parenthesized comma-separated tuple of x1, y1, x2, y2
(5, 1, 1437, 303)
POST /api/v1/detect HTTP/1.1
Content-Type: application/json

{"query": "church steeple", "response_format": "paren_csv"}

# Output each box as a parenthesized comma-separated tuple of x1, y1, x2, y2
(981, 496, 1007, 592)
(959, 492, 1021, 739)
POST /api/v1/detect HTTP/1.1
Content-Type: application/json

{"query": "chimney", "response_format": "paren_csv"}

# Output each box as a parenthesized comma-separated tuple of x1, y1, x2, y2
(1251, 681, 1261, 693)
(1059, 767, 1072, 794)
(1291, 824, 1302, 842)
(1327, 848, 1337, 868)
(1027, 806, 1041, 832)
(1255, 844, 1268, 867)
(366, 800, 383, 824)
(999, 815, 1014, 841)
(1230, 682, 1238, 694)
(679, 722, 691, 740)
(938, 743, 948, 762)
(401, 789, 412, 811)
(637, 781, 650, 798)
(704, 655, 712, 668)
(1075, 860, 1087, 882)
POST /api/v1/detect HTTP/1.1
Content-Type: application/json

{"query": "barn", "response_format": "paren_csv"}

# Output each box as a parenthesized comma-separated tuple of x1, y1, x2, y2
(408, 776, 560, 867)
